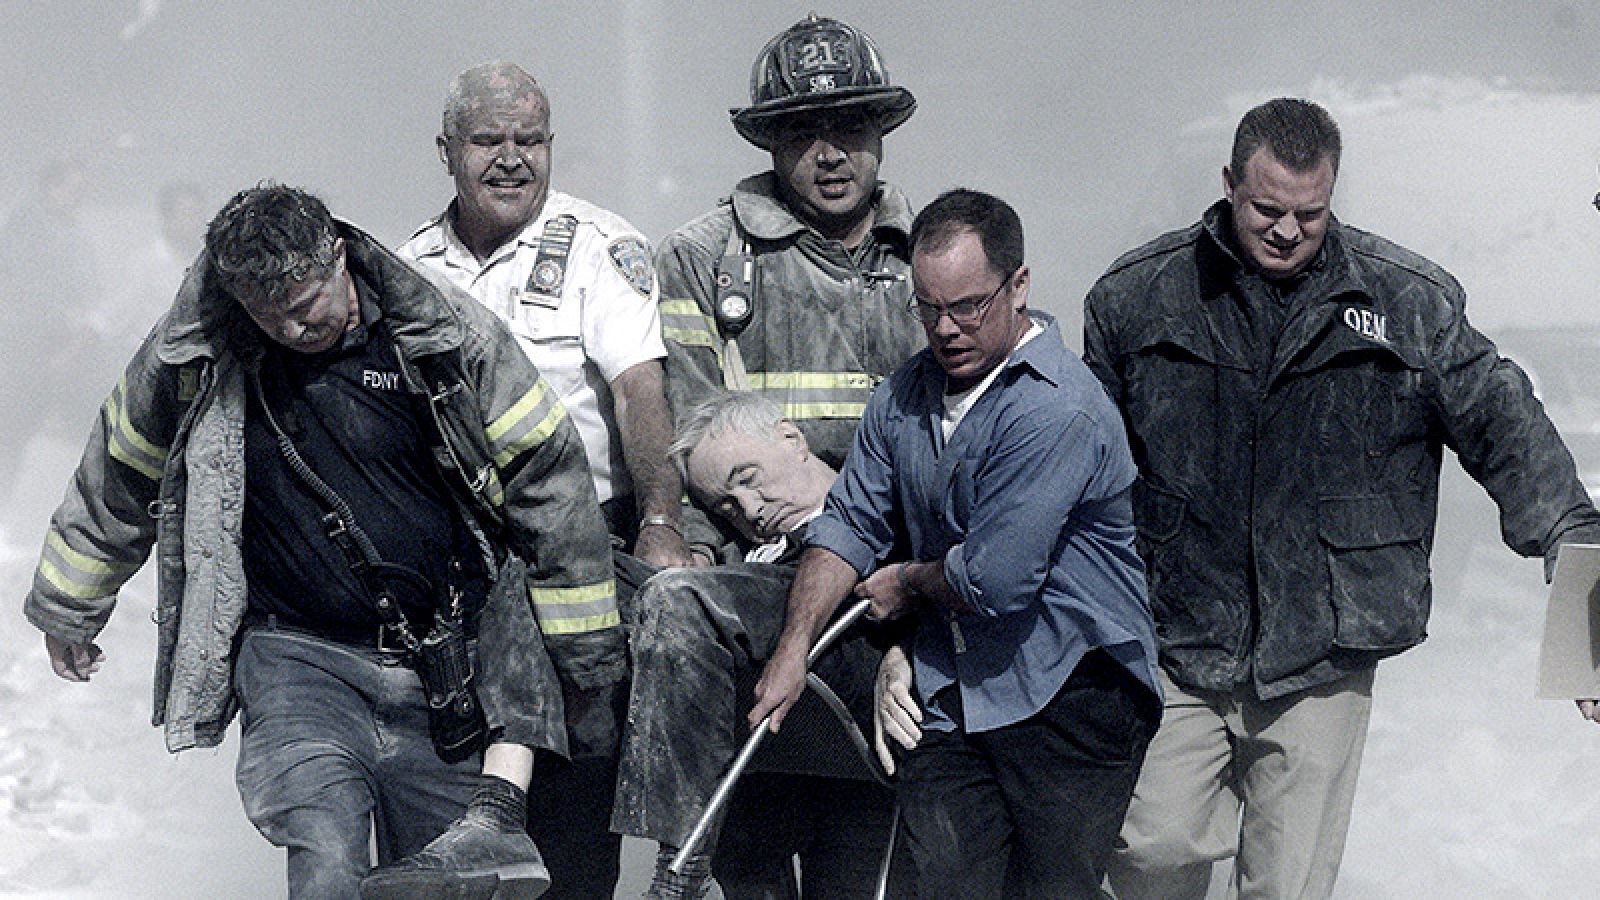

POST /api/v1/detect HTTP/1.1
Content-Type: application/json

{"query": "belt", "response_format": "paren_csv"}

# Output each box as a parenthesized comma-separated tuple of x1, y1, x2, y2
(241, 610, 417, 658)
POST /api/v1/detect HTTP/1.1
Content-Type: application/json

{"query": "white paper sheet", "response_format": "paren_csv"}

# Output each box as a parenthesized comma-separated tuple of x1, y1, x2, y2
(1537, 543, 1600, 699)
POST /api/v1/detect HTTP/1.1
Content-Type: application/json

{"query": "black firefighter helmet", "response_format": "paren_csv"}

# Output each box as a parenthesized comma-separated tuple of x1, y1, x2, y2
(730, 13, 917, 151)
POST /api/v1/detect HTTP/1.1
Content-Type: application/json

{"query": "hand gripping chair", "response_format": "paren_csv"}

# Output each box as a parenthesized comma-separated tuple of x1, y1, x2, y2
(672, 598, 903, 899)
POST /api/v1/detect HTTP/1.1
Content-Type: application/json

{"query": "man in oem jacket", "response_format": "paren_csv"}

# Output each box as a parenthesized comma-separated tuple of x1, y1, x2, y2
(1086, 98, 1600, 899)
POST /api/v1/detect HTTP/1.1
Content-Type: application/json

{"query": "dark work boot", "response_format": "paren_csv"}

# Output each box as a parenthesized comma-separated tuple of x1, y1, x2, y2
(361, 778, 549, 900)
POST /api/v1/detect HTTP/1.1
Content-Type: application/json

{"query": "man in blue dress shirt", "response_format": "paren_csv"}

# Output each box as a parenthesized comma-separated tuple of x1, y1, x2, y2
(750, 188, 1163, 898)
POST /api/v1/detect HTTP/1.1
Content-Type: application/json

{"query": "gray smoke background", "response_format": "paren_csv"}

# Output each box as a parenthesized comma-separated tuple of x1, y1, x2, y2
(2, 2, 1599, 896)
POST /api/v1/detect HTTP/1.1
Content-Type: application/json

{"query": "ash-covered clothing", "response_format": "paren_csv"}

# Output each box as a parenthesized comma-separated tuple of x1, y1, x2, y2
(400, 191, 665, 506)
(809, 315, 1161, 734)
(655, 173, 924, 469)
(1083, 200, 1600, 701)
(242, 284, 483, 633)
(898, 649, 1157, 899)
(233, 625, 483, 898)
(24, 222, 621, 753)
(609, 564, 886, 849)
(610, 514, 899, 895)
(1109, 666, 1373, 900)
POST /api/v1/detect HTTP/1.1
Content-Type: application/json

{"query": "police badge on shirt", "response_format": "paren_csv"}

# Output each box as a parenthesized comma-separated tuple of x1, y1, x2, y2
(519, 215, 578, 308)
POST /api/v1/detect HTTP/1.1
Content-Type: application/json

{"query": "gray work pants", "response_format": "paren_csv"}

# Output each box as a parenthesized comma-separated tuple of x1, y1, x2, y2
(609, 563, 884, 850)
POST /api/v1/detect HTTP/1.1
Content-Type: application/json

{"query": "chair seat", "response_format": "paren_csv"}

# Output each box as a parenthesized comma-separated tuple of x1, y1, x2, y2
(733, 669, 890, 786)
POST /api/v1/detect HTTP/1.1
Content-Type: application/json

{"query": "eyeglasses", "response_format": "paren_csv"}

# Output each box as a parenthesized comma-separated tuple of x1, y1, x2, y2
(909, 268, 1016, 327)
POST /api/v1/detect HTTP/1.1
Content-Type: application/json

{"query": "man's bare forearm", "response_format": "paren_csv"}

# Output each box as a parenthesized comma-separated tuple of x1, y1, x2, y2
(750, 545, 862, 729)
(777, 546, 860, 654)
(610, 359, 682, 521)
(902, 559, 970, 612)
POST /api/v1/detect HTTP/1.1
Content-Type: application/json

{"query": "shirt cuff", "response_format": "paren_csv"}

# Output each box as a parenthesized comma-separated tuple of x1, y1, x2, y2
(804, 514, 878, 577)
(942, 543, 985, 614)
(595, 345, 668, 385)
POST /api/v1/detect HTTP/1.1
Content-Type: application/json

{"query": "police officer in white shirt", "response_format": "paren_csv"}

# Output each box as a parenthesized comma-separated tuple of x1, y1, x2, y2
(379, 60, 689, 900)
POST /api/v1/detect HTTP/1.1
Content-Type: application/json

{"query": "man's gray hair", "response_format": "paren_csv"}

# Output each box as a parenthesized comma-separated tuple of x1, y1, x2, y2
(668, 391, 788, 481)
(441, 61, 549, 139)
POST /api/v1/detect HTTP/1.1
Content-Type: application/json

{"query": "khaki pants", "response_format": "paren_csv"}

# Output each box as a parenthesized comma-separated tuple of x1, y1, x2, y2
(1106, 666, 1375, 900)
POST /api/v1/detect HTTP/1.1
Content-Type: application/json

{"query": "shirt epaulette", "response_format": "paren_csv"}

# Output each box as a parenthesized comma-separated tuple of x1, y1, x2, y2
(1337, 223, 1464, 298)
(542, 191, 648, 244)
(1098, 221, 1205, 280)
(404, 212, 448, 251)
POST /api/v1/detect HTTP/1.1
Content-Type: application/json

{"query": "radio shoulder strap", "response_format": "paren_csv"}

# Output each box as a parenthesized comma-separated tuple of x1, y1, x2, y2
(714, 205, 756, 392)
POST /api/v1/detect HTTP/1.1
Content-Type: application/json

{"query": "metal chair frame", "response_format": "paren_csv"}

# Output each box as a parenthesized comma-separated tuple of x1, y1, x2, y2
(672, 599, 901, 899)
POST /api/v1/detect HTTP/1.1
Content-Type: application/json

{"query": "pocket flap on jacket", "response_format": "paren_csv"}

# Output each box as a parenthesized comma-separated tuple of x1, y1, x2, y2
(1317, 492, 1429, 548)
(1294, 312, 1427, 377)
(1126, 316, 1249, 372)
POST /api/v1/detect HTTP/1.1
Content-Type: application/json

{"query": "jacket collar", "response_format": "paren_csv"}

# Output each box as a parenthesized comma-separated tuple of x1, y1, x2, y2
(156, 221, 467, 367)
(1198, 201, 1416, 381)
(1199, 199, 1372, 304)
(729, 172, 913, 245)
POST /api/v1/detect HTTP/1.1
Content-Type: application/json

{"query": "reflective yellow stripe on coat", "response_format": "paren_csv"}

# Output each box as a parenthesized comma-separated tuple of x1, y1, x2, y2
(105, 377, 168, 482)
(37, 528, 141, 601)
(481, 380, 569, 507)
(747, 371, 876, 420)
(660, 296, 720, 355)
(527, 579, 621, 634)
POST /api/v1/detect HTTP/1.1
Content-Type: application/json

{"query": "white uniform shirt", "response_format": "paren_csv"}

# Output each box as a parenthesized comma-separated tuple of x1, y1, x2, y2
(400, 191, 666, 504)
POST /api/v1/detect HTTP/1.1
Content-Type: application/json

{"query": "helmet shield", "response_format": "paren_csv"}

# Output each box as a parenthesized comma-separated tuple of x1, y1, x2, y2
(732, 15, 916, 150)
